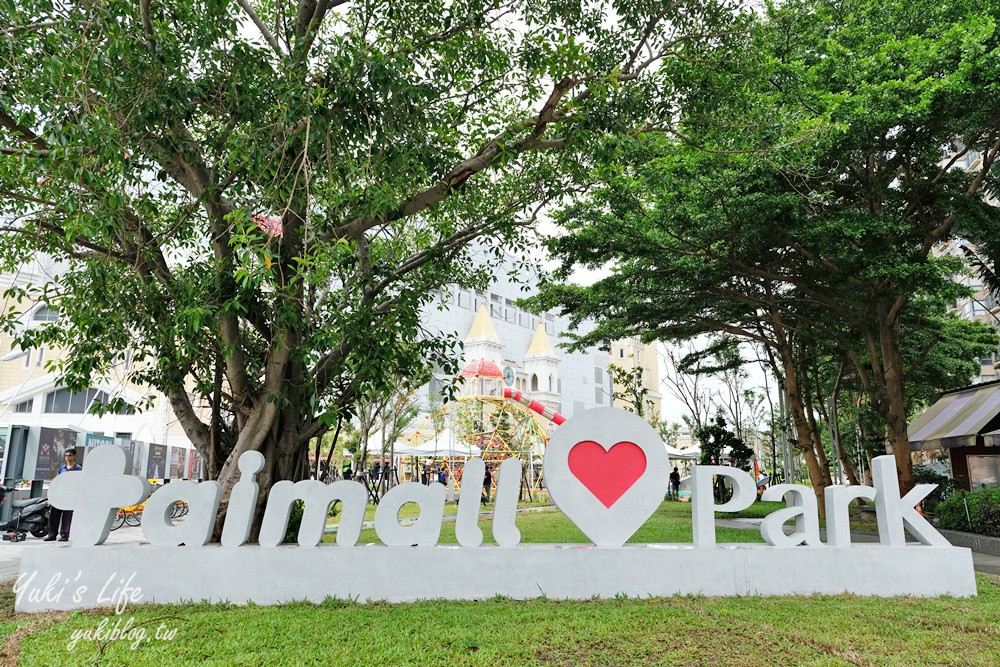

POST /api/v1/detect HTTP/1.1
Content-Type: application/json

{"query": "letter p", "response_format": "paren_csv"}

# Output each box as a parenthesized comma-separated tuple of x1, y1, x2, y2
(692, 465, 755, 547)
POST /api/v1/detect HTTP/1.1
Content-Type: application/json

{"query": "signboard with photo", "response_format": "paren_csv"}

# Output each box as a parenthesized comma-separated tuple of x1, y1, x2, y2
(146, 443, 167, 479)
(169, 446, 186, 479)
(129, 440, 147, 477)
(187, 449, 203, 480)
(36, 428, 78, 480)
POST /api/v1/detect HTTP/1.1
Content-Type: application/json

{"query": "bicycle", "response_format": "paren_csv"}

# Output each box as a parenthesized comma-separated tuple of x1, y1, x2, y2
(109, 501, 146, 530)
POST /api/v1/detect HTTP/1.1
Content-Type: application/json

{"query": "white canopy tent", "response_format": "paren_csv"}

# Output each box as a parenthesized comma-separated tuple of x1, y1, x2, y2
(667, 443, 700, 460)
(393, 427, 482, 458)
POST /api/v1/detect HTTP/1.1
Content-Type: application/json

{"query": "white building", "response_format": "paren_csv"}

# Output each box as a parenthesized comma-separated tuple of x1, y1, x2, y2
(418, 253, 657, 421)
(0, 257, 202, 487)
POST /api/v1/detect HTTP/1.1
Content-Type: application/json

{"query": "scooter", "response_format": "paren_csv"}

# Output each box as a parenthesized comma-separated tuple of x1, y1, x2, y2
(0, 485, 50, 541)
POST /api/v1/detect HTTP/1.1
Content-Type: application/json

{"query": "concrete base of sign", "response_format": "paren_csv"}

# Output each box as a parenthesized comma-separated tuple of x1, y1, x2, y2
(15, 543, 976, 611)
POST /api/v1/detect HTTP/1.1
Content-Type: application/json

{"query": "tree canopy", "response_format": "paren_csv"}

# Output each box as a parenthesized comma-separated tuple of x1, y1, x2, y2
(530, 0, 1000, 500)
(0, 0, 744, 534)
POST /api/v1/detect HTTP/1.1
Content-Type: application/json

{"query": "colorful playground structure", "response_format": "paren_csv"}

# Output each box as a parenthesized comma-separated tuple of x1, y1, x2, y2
(387, 359, 566, 498)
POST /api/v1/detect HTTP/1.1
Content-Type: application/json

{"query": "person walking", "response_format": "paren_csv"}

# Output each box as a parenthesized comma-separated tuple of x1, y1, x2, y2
(482, 465, 493, 504)
(669, 466, 681, 500)
(45, 448, 82, 541)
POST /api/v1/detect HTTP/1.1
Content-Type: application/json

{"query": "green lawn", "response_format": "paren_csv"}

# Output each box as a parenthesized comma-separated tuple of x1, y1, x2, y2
(329, 499, 766, 544)
(4, 501, 998, 666)
(329, 496, 554, 525)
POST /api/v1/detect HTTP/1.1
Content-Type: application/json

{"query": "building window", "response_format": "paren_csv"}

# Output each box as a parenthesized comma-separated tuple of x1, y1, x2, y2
(595, 387, 604, 404)
(115, 432, 132, 440)
(32, 306, 59, 322)
(594, 367, 604, 384)
(45, 388, 101, 413)
(544, 322, 554, 335)
(531, 374, 539, 392)
(44, 388, 134, 414)
(491, 293, 501, 302)
(14, 399, 32, 413)
(619, 348, 625, 358)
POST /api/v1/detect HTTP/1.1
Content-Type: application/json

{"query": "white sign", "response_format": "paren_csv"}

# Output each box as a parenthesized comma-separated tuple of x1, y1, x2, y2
(15, 408, 976, 611)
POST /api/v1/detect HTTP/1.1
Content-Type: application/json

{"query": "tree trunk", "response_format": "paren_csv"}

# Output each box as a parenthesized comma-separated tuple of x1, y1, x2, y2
(777, 338, 828, 516)
(876, 305, 916, 495)
(839, 449, 862, 488)
(803, 380, 834, 488)
(209, 396, 310, 542)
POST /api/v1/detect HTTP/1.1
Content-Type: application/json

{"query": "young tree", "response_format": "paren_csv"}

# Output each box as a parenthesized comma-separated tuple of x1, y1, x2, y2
(660, 341, 715, 432)
(695, 415, 754, 470)
(0, 0, 741, 537)
(609, 362, 656, 420)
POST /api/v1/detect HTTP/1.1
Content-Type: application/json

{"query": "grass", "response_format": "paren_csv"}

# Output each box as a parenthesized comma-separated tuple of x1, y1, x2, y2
(4, 501, 998, 666)
(328, 499, 765, 545)
(328, 496, 554, 525)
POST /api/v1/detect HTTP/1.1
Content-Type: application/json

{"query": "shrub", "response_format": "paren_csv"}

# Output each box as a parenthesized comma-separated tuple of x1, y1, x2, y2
(913, 464, 953, 514)
(979, 493, 1000, 538)
(936, 487, 1000, 536)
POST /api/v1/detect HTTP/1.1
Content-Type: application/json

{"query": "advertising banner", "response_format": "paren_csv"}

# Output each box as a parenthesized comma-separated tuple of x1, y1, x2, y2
(169, 447, 186, 480)
(146, 443, 167, 479)
(36, 428, 77, 480)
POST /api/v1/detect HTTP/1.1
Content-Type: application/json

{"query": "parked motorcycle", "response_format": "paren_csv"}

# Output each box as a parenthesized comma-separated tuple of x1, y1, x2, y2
(0, 486, 50, 540)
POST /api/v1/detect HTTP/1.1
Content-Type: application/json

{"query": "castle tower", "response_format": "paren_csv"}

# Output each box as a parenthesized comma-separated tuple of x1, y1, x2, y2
(523, 322, 560, 410)
(463, 303, 504, 368)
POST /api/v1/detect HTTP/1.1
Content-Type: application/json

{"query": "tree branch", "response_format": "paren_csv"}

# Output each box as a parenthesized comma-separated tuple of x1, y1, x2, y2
(236, 0, 284, 55)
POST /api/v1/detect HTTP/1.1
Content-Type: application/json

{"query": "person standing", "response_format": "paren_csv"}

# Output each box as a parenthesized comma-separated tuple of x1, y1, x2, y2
(45, 448, 81, 541)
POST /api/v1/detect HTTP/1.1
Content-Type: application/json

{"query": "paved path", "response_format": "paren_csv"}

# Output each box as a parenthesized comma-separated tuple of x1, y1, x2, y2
(0, 525, 149, 583)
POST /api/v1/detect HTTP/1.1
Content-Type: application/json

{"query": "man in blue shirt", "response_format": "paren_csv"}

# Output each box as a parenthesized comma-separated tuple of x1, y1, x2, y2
(45, 448, 82, 541)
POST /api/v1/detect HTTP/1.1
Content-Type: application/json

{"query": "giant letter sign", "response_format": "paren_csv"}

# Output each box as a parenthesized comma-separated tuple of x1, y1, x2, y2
(14, 408, 976, 611)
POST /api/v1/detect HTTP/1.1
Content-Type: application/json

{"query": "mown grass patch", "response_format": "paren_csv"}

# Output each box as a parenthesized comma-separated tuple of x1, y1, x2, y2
(10, 576, 999, 666)
(327, 498, 765, 544)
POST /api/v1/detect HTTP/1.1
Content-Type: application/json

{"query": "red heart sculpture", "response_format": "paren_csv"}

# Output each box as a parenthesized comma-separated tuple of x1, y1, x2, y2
(567, 441, 647, 509)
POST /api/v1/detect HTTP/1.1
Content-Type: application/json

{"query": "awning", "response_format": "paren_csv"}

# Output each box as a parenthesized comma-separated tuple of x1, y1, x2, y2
(982, 429, 1000, 448)
(908, 382, 1000, 451)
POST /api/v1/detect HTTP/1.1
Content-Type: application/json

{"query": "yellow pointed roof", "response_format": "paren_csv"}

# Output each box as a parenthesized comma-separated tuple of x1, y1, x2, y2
(526, 322, 556, 356)
(466, 303, 500, 341)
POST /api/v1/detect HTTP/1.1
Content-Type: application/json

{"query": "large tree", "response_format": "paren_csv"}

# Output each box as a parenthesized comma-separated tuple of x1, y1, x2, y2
(0, 0, 741, 536)
(531, 0, 1000, 497)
